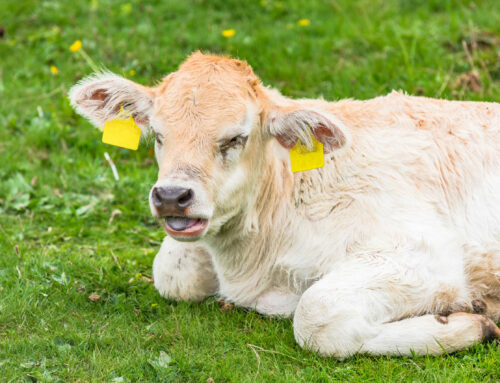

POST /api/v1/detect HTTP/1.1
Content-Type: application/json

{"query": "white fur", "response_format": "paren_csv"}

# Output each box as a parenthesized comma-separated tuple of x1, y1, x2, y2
(153, 236, 218, 301)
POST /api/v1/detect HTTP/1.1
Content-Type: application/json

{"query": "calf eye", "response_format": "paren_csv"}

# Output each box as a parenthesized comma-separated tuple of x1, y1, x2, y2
(227, 136, 240, 146)
(155, 133, 163, 146)
(220, 135, 247, 153)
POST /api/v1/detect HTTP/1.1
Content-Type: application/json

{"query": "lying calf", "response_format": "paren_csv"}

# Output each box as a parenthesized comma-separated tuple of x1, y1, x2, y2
(70, 52, 500, 358)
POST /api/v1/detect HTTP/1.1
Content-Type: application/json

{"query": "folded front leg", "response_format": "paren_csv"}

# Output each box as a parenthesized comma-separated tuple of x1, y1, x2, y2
(153, 236, 218, 301)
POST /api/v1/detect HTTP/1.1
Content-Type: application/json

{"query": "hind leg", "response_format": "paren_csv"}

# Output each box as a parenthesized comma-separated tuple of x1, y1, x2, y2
(293, 254, 499, 358)
(362, 312, 499, 356)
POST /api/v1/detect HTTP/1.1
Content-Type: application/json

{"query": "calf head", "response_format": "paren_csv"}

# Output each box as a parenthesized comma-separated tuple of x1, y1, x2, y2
(69, 52, 347, 242)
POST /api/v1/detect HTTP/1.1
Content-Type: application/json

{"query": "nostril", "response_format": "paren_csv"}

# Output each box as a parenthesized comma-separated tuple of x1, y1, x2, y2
(152, 187, 162, 206)
(177, 189, 194, 208)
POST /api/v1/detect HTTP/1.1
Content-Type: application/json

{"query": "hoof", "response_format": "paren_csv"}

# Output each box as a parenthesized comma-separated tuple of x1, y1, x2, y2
(479, 315, 500, 343)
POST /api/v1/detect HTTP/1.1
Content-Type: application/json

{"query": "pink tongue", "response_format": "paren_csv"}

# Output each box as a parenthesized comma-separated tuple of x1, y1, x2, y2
(166, 217, 197, 231)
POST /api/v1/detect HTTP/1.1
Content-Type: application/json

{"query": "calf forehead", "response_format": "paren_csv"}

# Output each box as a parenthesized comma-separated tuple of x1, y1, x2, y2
(156, 87, 248, 134)
(153, 62, 256, 136)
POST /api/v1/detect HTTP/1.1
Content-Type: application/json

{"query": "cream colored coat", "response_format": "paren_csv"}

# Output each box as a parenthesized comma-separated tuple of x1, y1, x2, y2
(70, 52, 500, 358)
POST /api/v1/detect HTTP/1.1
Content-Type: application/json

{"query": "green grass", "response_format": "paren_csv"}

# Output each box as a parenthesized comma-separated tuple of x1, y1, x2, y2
(1, 0, 499, 381)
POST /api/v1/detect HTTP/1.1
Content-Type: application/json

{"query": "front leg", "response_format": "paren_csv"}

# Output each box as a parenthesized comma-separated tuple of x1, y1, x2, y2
(153, 236, 218, 301)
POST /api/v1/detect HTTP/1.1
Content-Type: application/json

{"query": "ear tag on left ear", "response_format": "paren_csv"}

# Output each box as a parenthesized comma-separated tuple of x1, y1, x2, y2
(290, 134, 324, 173)
(102, 106, 141, 150)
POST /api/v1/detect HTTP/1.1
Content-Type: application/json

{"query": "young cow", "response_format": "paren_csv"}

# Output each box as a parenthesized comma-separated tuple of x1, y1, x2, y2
(69, 52, 500, 358)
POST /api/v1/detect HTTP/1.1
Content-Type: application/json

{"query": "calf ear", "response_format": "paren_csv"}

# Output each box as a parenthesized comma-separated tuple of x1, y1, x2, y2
(268, 108, 348, 152)
(68, 72, 154, 129)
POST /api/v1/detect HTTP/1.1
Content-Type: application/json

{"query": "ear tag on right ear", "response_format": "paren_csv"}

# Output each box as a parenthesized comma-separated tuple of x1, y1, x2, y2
(290, 134, 324, 173)
(102, 106, 141, 150)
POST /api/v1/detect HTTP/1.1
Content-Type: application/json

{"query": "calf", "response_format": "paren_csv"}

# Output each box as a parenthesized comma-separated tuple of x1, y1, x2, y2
(69, 52, 500, 358)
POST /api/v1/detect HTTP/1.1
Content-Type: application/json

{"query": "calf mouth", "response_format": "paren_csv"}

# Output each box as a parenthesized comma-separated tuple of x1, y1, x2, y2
(164, 216, 208, 239)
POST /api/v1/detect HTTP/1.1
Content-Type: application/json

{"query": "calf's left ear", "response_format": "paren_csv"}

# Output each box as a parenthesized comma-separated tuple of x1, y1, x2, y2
(268, 108, 348, 152)
(68, 72, 154, 130)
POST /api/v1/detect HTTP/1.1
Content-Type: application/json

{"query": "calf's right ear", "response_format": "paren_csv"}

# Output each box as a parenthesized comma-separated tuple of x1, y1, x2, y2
(68, 72, 154, 130)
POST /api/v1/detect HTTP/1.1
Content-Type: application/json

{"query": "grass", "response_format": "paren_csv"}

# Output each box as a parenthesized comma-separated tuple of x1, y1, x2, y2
(1, 0, 499, 381)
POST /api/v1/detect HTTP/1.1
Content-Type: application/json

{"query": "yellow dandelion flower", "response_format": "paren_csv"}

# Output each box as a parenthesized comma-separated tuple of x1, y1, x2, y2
(151, 303, 158, 308)
(70, 40, 82, 52)
(128, 69, 136, 76)
(50, 65, 59, 75)
(298, 19, 310, 27)
(121, 3, 132, 15)
(222, 29, 236, 38)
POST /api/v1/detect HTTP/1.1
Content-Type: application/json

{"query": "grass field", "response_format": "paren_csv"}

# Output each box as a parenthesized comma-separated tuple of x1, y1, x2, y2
(1, 0, 500, 381)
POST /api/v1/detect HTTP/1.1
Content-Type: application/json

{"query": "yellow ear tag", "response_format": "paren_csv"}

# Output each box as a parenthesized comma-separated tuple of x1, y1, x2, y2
(290, 134, 324, 173)
(102, 106, 141, 150)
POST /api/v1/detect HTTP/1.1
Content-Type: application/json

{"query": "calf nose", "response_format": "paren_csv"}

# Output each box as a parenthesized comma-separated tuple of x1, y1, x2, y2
(152, 186, 194, 214)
